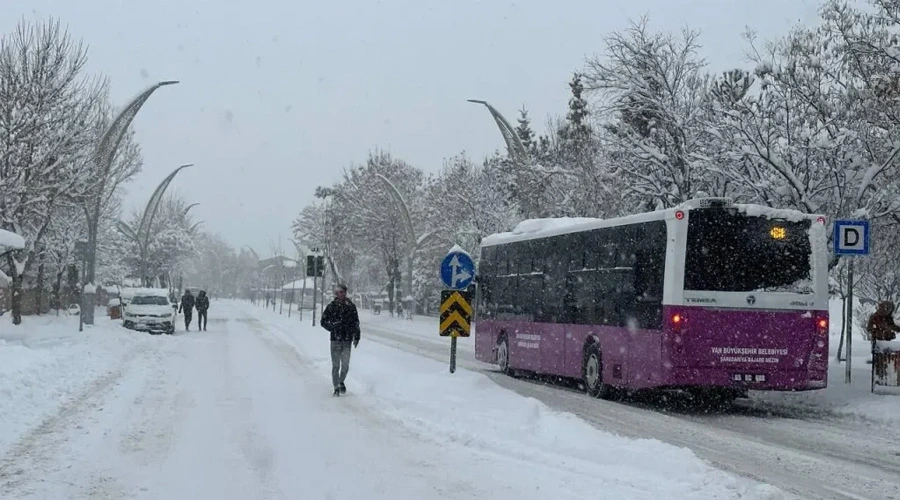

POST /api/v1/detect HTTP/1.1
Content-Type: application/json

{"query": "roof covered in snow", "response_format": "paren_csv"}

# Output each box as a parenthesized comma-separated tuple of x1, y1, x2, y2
(481, 213, 661, 247)
(128, 287, 171, 298)
(482, 201, 822, 247)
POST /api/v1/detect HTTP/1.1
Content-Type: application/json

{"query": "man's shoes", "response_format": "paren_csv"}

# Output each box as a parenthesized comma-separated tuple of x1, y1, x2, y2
(333, 388, 341, 397)
(339, 383, 346, 394)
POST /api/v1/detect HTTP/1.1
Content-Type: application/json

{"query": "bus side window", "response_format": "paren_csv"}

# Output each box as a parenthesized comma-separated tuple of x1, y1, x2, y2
(516, 275, 543, 321)
(493, 276, 516, 318)
(478, 276, 493, 319)
(479, 246, 495, 277)
(541, 235, 567, 323)
(632, 221, 666, 329)
(514, 241, 532, 276)
(584, 230, 602, 270)
(567, 233, 587, 271)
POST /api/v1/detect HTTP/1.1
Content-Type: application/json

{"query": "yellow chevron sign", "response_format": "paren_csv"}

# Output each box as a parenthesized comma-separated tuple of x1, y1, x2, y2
(440, 290, 473, 337)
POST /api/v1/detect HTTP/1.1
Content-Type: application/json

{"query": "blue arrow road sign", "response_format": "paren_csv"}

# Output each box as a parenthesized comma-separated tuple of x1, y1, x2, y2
(833, 220, 870, 256)
(441, 248, 476, 290)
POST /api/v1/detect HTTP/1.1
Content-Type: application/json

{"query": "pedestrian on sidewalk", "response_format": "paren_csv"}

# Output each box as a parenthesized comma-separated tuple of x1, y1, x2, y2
(178, 289, 195, 331)
(321, 284, 360, 396)
(196, 290, 210, 331)
(868, 301, 900, 341)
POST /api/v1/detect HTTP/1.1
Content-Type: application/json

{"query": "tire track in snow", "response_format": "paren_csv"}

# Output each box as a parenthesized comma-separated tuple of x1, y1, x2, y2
(0, 340, 155, 498)
(218, 318, 285, 500)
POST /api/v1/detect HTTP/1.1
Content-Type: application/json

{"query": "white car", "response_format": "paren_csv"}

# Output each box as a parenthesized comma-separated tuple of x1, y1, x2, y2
(123, 289, 176, 335)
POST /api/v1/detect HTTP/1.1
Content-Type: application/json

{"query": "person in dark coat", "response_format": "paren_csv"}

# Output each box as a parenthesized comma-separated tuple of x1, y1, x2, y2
(178, 289, 195, 331)
(195, 290, 210, 331)
(321, 284, 360, 396)
(868, 301, 900, 341)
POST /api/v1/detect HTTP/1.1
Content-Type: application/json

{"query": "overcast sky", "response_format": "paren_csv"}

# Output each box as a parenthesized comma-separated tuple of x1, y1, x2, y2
(2, 0, 821, 257)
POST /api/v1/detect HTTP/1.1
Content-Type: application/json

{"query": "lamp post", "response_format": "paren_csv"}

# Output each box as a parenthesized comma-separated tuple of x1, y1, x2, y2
(82, 81, 178, 325)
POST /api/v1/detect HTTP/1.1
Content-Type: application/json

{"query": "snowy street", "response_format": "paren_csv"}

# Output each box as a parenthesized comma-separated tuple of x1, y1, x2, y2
(1, 302, 781, 500)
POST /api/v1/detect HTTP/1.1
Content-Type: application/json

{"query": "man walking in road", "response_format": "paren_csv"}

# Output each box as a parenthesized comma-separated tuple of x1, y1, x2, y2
(178, 289, 195, 331)
(196, 290, 210, 331)
(320, 284, 360, 396)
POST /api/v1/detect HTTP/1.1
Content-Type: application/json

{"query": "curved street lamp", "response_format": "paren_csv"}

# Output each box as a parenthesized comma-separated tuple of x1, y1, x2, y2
(82, 80, 178, 325)
(467, 99, 530, 167)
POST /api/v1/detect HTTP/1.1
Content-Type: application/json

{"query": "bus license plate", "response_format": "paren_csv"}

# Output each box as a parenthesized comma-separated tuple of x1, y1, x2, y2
(732, 373, 766, 383)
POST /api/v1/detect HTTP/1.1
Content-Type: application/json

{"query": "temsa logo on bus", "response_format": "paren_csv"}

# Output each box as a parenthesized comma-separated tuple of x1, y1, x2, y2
(686, 297, 717, 304)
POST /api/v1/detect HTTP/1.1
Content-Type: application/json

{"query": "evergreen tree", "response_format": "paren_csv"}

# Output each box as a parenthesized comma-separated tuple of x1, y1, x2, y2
(563, 73, 591, 146)
(514, 106, 536, 155)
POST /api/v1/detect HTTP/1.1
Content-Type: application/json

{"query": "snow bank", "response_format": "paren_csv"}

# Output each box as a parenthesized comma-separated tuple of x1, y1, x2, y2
(0, 228, 25, 250)
(0, 315, 148, 454)
(249, 305, 781, 500)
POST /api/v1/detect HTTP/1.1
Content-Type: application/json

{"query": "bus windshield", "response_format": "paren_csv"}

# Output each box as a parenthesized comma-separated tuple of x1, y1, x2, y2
(684, 209, 812, 293)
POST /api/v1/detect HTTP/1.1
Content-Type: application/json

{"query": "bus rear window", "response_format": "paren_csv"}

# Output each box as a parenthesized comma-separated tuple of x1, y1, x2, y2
(684, 209, 812, 293)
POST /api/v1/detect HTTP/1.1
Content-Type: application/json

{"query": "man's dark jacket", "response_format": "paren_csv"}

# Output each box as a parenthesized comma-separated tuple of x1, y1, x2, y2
(179, 293, 195, 314)
(321, 298, 360, 342)
(196, 292, 210, 312)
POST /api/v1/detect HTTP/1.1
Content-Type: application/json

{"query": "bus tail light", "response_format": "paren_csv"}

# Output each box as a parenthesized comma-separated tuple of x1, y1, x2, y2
(670, 313, 684, 332)
(816, 317, 828, 336)
(675, 210, 685, 220)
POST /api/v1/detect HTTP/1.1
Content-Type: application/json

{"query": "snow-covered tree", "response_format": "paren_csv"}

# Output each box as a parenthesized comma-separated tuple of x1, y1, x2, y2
(324, 151, 428, 312)
(0, 18, 106, 324)
(120, 192, 199, 287)
(585, 19, 712, 211)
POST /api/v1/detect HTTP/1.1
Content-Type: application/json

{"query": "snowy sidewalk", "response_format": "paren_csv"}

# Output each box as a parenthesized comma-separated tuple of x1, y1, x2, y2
(0, 312, 156, 455)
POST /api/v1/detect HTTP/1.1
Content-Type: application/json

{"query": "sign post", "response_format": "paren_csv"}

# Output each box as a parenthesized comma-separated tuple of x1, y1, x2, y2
(440, 246, 476, 373)
(833, 220, 870, 385)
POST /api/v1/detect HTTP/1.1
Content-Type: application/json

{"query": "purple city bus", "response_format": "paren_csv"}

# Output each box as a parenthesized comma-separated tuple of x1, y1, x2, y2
(474, 198, 829, 401)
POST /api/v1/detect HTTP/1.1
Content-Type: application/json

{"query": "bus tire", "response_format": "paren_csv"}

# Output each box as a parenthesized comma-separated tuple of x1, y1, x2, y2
(497, 334, 513, 376)
(583, 344, 614, 400)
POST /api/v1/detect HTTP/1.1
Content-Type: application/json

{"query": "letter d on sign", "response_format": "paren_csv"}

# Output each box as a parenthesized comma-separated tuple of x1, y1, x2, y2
(844, 228, 860, 246)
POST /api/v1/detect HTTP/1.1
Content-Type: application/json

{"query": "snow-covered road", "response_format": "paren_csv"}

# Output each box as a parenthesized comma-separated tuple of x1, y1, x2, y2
(1, 303, 781, 500)
(358, 312, 900, 500)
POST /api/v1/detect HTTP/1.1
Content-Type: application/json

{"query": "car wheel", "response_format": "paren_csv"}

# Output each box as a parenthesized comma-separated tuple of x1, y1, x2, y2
(583, 344, 615, 400)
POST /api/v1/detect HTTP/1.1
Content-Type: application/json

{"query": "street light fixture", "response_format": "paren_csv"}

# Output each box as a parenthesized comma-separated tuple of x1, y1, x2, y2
(467, 99, 530, 167)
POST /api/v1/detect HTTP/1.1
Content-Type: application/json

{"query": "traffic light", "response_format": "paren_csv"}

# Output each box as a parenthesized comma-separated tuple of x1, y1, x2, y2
(306, 255, 324, 277)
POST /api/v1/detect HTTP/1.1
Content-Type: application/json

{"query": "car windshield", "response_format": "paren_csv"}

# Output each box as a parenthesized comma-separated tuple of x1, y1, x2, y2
(130, 296, 169, 306)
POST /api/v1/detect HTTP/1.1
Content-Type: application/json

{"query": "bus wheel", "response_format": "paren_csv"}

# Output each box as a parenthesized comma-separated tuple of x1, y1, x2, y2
(584, 345, 613, 400)
(497, 335, 512, 376)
